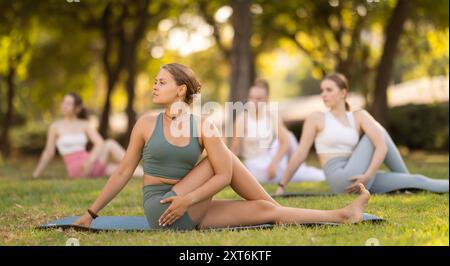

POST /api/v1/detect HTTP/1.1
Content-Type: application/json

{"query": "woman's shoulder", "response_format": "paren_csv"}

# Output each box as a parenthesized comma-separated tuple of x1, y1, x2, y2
(50, 120, 64, 131)
(306, 111, 326, 122)
(135, 112, 160, 130)
(351, 108, 371, 119)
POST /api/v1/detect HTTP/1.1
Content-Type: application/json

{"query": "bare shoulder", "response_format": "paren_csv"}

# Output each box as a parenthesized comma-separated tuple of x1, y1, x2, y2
(137, 112, 159, 142)
(49, 120, 63, 133)
(306, 111, 324, 123)
(352, 109, 372, 121)
(137, 112, 158, 125)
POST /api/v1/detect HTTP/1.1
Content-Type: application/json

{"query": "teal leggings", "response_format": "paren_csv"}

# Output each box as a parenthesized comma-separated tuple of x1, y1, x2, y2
(143, 184, 198, 230)
(323, 129, 449, 194)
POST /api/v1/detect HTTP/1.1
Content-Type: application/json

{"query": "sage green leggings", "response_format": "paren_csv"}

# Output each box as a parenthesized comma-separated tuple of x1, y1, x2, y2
(323, 129, 449, 194)
(143, 184, 198, 230)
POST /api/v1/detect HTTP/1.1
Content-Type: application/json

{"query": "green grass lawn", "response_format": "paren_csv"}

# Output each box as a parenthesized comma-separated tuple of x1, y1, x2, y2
(0, 151, 448, 246)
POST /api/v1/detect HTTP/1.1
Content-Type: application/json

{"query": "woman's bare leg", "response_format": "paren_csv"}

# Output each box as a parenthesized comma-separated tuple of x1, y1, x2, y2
(172, 149, 279, 206)
(174, 184, 370, 228)
(96, 139, 126, 164)
(105, 139, 127, 162)
(164, 142, 370, 227)
(105, 163, 144, 177)
(93, 139, 143, 177)
(199, 186, 369, 228)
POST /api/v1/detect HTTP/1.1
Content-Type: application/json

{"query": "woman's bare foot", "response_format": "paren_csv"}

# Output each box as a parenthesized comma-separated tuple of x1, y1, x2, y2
(341, 183, 371, 224)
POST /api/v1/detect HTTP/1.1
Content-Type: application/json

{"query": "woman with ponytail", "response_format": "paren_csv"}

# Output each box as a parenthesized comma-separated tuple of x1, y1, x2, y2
(73, 64, 371, 230)
(32, 92, 143, 178)
(276, 73, 449, 195)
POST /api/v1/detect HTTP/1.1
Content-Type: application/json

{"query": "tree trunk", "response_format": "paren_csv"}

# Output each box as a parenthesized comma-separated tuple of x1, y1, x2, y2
(1, 66, 15, 158)
(98, 3, 126, 138)
(124, 45, 137, 145)
(124, 0, 149, 144)
(99, 74, 115, 138)
(371, 0, 412, 126)
(229, 0, 254, 104)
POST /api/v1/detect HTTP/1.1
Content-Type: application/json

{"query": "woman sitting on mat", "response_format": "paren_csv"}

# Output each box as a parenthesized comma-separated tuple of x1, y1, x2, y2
(230, 79, 325, 184)
(73, 63, 370, 231)
(276, 73, 449, 195)
(32, 92, 144, 179)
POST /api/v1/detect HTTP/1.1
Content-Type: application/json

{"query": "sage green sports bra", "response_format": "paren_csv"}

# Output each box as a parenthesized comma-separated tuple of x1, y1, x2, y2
(142, 112, 202, 180)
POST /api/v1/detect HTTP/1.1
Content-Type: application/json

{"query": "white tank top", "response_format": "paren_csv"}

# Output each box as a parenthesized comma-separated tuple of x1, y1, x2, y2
(314, 111, 359, 154)
(241, 112, 276, 159)
(56, 132, 88, 155)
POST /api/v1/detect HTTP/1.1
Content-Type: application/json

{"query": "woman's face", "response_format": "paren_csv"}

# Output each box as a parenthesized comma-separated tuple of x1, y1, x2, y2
(60, 95, 78, 116)
(320, 79, 347, 109)
(247, 86, 268, 111)
(152, 69, 185, 105)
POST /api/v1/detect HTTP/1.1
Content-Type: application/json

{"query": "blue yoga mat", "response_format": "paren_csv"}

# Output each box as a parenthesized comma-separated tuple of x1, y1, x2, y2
(270, 192, 336, 198)
(37, 213, 384, 232)
(271, 188, 448, 198)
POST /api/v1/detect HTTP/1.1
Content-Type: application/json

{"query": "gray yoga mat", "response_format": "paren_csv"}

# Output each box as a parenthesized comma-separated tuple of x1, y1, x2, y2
(270, 192, 336, 198)
(37, 213, 384, 232)
(270, 188, 446, 198)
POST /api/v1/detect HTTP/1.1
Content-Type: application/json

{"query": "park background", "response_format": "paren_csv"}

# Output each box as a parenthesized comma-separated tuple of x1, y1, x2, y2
(0, 0, 448, 245)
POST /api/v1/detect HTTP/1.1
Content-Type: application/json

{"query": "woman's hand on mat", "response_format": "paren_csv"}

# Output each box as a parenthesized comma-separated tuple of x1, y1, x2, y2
(159, 195, 190, 226)
(32, 171, 39, 178)
(346, 175, 369, 193)
(73, 213, 93, 228)
(275, 186, 285, 196)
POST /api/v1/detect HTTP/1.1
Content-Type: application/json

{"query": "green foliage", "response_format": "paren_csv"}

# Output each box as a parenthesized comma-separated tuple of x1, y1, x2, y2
(0, 111, 27, 127)
(388, 103, 449, 151)
(10, 122, 49, 155)
(0, 0, 448, 155)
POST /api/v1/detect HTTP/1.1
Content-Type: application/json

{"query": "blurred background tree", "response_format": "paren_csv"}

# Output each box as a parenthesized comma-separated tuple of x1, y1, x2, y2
(0, 0, 448, 159)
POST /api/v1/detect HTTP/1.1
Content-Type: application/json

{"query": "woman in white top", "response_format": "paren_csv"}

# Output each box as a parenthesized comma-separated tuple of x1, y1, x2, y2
(230, 79, 325, 184)
(276, 73, 449, 195)
(32, 93, 143, 178)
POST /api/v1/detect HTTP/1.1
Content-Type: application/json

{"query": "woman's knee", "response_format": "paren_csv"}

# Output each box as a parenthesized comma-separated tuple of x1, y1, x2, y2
(98, 138, 114, 150)
(254, 200, 278, 213)
(105, 138, 117, 147)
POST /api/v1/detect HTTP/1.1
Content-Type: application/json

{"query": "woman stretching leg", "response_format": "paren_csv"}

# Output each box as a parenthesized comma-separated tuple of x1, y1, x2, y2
(324, 129, 449, 194)
(276, 73, 449, 195)
(32, 93, 143, 179)
(73, 63, 370, 230)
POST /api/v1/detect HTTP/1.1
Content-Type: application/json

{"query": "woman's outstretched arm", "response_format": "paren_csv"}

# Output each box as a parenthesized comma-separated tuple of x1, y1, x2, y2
(267, 120, 291, 179)
(32, 123, 57, 178)
(73, 117, 146, 227)
(276, 113, 319, 193)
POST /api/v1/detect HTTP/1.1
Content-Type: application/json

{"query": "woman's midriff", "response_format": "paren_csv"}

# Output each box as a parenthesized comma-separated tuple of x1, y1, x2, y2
(318, 152, 352, 168)
(143, 174, 180, 186)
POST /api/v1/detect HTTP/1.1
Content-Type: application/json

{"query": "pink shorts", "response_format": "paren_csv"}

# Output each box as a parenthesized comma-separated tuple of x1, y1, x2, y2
(63, 151, 108, 178)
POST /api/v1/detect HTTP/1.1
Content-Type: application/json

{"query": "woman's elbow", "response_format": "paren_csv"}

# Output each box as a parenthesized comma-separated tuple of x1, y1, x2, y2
(377, 143, 388, 155)
(281, 142, 290, 155)
(43, 149, 55, 158)
(116, 165, 134, 178)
